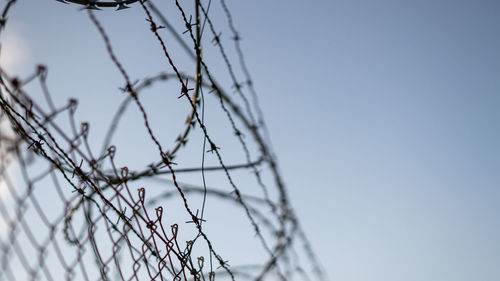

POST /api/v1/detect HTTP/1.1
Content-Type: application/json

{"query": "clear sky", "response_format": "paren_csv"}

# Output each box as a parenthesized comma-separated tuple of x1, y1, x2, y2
(1, 0, 500, 280)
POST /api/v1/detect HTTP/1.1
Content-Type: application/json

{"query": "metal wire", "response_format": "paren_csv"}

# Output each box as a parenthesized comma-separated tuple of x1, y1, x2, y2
(55, 0, 140, 10)
(0, 1, 327, 280)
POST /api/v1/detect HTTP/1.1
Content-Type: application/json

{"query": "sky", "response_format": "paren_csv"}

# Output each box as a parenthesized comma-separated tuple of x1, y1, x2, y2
(1, 0, 500, 281)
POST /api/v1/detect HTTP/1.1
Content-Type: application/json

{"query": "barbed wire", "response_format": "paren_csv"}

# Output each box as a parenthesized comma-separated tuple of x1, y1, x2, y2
(0, 1, 328, 280)
(55, 0, 140, 10)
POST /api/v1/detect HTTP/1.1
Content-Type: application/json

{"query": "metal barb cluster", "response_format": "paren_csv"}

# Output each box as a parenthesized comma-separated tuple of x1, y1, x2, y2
(55, 0, 141, 10)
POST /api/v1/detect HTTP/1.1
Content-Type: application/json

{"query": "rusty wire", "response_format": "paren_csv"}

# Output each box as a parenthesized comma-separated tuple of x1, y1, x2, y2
(0, 0, 327, 280)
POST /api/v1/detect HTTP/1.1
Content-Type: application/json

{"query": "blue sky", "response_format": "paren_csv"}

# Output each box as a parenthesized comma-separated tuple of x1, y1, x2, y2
(1, 0, 500, 280)
(229, 1, 500, 279)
